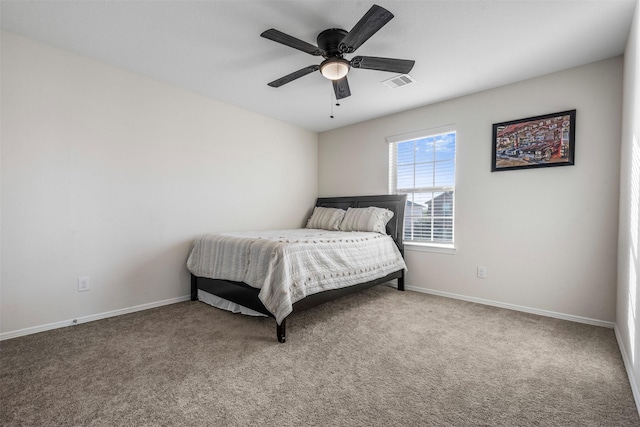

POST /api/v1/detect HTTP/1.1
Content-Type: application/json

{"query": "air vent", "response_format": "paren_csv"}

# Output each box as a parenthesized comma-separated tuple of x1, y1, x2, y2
(382, 74, 415, 89)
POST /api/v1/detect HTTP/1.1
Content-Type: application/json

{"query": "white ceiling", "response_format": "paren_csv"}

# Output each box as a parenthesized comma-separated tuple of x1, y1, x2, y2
(1, 0, 636, 133)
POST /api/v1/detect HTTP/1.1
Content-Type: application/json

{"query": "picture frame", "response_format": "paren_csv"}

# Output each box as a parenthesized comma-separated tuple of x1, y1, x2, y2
(491, 109, 576, 172)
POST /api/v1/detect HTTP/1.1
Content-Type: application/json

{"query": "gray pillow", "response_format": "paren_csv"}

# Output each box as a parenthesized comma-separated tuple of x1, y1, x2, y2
(305, 207, 346, 231)
(339, 207, 394, 234)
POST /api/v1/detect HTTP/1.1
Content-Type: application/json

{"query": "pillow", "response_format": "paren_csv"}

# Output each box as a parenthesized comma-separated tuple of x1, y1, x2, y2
(339, 207, 394, 234)
(305, 206, 346, 231)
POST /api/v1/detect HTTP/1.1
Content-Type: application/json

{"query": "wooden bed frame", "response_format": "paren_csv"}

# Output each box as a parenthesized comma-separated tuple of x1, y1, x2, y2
(190, 194, 407, 343)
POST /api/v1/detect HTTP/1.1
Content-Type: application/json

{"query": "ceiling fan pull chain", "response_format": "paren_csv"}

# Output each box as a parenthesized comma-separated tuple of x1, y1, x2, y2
(330, 90, 335, 118)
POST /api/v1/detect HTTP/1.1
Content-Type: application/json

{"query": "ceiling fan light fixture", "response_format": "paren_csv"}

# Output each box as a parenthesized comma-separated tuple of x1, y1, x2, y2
(320, 58, 350, 80)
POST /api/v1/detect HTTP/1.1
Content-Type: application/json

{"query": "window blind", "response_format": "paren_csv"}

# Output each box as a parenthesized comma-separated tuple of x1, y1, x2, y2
(388, 127, 456, 245)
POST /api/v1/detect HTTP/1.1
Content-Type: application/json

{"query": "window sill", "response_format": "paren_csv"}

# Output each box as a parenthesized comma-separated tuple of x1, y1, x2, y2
(403, 242, 457, 255)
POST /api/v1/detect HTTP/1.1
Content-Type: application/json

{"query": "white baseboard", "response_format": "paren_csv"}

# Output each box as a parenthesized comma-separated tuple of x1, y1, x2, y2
(406, 285, 615, 329)
(614, 325, 640, 418)
(0, 285, 616, 338)
(0, 295, 191, 341)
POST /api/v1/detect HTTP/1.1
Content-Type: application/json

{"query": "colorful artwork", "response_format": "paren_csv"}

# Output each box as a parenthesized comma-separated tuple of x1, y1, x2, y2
(492, 110, 576, 172)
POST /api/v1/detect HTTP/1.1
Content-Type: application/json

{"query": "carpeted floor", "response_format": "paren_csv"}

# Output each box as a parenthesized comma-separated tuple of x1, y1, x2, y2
(1, 285, 638, 426)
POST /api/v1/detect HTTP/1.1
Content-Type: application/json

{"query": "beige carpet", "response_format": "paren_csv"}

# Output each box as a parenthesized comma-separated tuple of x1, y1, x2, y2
(1, 285, 638, 426)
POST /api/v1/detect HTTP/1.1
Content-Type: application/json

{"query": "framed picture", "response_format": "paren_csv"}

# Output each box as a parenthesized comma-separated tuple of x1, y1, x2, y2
(491, 109, 576, 172)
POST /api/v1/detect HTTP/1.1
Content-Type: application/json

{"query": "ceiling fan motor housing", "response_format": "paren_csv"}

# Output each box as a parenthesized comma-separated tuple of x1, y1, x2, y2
(317, 28, 348, 58)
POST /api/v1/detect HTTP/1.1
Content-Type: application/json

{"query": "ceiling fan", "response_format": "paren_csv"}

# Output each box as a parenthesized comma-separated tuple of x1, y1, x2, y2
(260, 4, 415, 100)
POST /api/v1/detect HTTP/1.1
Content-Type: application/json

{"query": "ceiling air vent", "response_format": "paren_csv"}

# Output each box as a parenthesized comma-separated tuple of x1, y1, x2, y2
(382, 74, 415, 89)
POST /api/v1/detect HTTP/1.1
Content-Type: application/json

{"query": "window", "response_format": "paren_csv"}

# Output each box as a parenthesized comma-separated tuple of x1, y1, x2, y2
(388, 126, 456, 246)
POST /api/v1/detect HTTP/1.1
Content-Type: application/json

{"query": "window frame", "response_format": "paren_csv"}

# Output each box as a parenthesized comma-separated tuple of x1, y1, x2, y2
(387, 125, 457, 251)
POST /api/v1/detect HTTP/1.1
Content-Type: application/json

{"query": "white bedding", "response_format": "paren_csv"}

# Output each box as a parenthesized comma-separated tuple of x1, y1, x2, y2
(186, 229, 407, 324)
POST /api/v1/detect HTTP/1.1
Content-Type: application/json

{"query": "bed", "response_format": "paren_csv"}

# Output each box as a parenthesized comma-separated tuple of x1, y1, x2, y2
(187, 194, 407, 343)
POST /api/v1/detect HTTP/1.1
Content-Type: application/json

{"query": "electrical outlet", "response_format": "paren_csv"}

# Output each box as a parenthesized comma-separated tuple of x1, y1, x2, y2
(477, 266, 487, 279)
(78, 276, 90, 292)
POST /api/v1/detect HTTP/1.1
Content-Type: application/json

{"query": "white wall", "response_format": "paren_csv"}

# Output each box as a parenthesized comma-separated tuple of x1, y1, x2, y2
(617, 0, 640, 408)
(319, 57, 623, 323)
(0, 32, 318, 335)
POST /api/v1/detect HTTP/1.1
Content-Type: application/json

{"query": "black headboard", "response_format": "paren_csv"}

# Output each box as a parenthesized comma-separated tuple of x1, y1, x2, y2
(316, 194, 407, 251)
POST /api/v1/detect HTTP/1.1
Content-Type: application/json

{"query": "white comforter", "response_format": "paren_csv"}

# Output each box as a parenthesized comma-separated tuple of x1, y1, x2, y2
(186, 229, 407, 324)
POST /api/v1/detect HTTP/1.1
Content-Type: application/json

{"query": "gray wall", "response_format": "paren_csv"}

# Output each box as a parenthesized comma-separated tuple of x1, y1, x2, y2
(0, 32, 318, 335)
(617, 0, 640, 410)
(319, 57, 623, 324)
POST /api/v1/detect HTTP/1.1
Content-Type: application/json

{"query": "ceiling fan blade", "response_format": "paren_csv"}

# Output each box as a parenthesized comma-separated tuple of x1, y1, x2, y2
(267, 65, 320, 88)
(351, 56, 415, 74)
(332, 76, 351, 100)
(261, 29, 324, 56)
(339, 4, 394, 54)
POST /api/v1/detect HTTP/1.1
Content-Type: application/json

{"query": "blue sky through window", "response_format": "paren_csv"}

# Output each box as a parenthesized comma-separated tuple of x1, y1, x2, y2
(397, 132, 456, 191)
